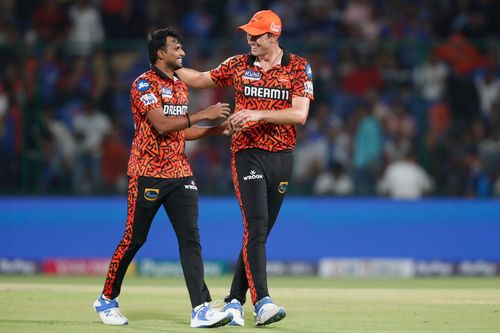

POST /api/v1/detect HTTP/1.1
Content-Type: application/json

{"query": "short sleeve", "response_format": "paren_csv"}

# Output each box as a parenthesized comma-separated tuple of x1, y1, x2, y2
(130, 77, 162, 115)
(209, 56, 238, 87)
(292, 59, 314, 101)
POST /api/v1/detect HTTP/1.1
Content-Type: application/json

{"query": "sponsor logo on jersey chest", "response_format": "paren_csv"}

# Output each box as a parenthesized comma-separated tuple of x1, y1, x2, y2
(243, 85, 290, 100)
(163, 104, 188, 116)
(243, 69, 261, 80)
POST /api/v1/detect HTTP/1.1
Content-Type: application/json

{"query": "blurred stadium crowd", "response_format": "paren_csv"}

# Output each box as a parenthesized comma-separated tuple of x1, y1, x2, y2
(0, 0, 499, 197)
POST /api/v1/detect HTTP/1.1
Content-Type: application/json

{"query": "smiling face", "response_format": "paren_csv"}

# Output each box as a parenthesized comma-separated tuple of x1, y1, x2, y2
(159, 36, 185, 71)
(246, 32, 278, 57)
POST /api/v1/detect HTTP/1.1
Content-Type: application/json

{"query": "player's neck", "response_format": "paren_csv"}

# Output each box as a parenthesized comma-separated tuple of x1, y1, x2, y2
(256, 46, 283, 70)
(154, 62, 175, 79)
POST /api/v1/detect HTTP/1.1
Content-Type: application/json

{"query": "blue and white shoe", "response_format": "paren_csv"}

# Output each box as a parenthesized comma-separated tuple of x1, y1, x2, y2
(223, 299, 245, 326)
(254, 296, 286, 326)
(190, 302, 233, 328)
(93, 294, 128, 325)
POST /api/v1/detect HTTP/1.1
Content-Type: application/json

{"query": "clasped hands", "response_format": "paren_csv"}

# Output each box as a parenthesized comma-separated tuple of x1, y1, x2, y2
(221, 109, 262, 136)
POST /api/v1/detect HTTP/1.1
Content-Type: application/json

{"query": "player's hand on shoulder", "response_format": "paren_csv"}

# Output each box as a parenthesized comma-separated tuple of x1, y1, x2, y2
(203, 102, 231, 120)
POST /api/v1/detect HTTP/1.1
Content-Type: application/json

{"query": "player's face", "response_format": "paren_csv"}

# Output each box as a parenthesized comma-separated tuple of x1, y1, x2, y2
(162, 36, 185, 70)
(246, 33, 275, 57)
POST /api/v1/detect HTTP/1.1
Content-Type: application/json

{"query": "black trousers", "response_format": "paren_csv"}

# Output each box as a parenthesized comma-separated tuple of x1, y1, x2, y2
(102, 175, 211, 308)
(225, 149, 293, 305)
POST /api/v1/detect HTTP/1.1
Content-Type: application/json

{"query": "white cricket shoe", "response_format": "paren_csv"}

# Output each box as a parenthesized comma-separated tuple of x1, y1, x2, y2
(254, 296, 286, 326)
(190, 302, 233, 328)
(93, 294, 128, 325)
(223, 299, 245, 326)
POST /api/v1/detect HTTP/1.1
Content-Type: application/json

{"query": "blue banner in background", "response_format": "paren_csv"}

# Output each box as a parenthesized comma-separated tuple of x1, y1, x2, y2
(1, 197, 499, 261)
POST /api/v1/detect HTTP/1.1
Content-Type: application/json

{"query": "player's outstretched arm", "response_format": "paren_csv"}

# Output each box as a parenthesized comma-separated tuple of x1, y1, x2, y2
(184, 104, 237, 140)
(176, 68, 217, 89)
(147, 103, 230, 134)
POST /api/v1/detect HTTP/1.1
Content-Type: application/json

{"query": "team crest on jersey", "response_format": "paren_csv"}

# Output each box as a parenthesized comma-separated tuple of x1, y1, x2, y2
(305, 64, 313, 79)
(278, 182, 288, 194)
(243, 69, 261, 81)
(136, 79, 150, 92)
(144, 188, 159, 201)
(162, 86, 173, 98)
(277, 73, 289, 83)
(140, 93, 158, 106)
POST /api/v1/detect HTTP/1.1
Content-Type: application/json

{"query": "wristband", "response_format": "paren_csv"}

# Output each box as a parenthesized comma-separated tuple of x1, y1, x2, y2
(186, 113, 191, 128)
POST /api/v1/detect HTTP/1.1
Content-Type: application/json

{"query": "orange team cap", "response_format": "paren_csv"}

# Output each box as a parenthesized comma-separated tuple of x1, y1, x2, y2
(238, 10, 282, 36)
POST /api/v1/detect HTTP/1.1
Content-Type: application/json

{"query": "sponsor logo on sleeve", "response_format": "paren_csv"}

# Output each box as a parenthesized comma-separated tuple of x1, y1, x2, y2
(304, 81, 314, 95)
(140, 93, 158, 106)
(278, 181, 288, 193)
(305, 63, 313, 79)
(136, 79, 150, 92)
(144, 188, 159, 201)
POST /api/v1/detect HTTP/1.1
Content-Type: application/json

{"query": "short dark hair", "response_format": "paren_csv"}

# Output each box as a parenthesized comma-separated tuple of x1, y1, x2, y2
(147, 27, 182, 65)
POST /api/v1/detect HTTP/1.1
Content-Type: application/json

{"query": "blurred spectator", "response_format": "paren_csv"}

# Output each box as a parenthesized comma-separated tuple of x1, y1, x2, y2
(377, 150, 434, 199)
(342, 55, 384, 96)
(475, 68, 500, 122)
(427, 99, 451, 138)
(39, 47, 62, 105)
(67, 0, 105, 55)
(413, 53, 449, 102)
(0, 84, 7, 137)
(41, 107, 75, 192)
(352, 104, 382, 195)
(101, 0, 130, 39)
(72, 98, 111, 194)
(101, 125, 128, 193)
(464, 152, 492, 198)
(435, 34, 488, 77)
(384, 102, 416, 141)
(32, 0, 69, 43)
(313, 162, 353, 196)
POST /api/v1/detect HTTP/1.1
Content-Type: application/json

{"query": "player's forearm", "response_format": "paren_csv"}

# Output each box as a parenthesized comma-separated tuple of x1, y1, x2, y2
(153, 116, 191, 134)
(260, 107, 308, 125)
(184, 125, 223, 140)
(176, 68, 215, 89)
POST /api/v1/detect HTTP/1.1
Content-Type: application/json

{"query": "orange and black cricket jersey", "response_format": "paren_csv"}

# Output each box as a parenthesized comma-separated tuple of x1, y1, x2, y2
(210, 50, 314, 154)
(127, 66, 192, 178)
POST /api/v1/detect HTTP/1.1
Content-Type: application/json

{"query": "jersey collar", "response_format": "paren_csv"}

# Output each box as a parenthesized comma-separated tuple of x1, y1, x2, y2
(150, 64, 177, 81)
(246, 48, 291, 67)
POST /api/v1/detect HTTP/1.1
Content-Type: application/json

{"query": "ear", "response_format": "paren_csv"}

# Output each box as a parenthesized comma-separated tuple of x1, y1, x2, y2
(157, 48, 166, 60)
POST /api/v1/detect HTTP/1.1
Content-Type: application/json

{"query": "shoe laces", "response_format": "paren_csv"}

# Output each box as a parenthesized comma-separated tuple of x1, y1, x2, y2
(209, 300, 225, 311)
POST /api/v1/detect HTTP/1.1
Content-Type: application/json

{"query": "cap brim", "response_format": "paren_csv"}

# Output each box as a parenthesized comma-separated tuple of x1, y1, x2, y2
(237, 24, 269, 36)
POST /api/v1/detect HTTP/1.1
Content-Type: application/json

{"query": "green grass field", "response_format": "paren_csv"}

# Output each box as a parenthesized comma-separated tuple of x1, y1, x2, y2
(0, 275, 499, 332)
